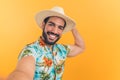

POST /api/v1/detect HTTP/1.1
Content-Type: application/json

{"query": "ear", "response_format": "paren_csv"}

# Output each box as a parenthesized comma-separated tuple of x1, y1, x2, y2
(41, 22, 45, 29)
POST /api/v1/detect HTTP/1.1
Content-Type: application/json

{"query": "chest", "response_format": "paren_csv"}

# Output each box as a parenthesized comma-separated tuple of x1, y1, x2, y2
(34, 46, 66, 79)
(35, 47, 66, 70)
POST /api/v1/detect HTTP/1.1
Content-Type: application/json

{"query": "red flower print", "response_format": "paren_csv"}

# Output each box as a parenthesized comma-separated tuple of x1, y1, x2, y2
(43, 57, 52, 67)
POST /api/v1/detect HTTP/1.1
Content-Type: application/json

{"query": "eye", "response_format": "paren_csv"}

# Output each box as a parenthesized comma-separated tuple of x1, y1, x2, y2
(59, 26, 64, 30)
(48, 23, 54, 26)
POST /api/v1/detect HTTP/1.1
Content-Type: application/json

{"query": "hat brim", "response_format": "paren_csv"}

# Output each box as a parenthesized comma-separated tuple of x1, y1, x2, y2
(35, 10, 76, 34)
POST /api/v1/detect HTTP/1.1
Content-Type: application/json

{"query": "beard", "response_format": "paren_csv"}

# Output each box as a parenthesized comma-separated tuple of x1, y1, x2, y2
(42, 29, 60, 45)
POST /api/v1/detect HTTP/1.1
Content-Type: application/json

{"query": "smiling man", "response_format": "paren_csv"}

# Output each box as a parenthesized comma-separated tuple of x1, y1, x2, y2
(7, 6, 85, 80)
(42, 16, 65, 45)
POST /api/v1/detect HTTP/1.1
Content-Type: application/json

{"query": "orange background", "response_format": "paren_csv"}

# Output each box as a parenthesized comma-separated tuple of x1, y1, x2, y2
(0, 0, 120, 80)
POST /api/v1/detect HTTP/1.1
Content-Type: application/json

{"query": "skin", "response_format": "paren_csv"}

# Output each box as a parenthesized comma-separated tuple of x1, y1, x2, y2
(7, 16, 85, 80)
(41, 16, 65, 46)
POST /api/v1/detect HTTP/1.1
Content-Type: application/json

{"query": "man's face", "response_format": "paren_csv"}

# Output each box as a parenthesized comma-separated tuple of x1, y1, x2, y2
(42, 16, 65, 45)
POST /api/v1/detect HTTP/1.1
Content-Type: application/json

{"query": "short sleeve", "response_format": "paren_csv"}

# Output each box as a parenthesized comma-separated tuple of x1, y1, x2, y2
(18, 45, 37, 61)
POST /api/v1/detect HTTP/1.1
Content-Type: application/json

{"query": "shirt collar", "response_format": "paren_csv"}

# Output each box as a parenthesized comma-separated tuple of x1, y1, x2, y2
(38, 36, 56, 52)
(38, 36, 46, 47)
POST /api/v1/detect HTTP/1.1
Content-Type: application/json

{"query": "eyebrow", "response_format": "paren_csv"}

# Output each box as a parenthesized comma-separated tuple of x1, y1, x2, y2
(48, 21, 55, 25)
(48, 21, 64, 28)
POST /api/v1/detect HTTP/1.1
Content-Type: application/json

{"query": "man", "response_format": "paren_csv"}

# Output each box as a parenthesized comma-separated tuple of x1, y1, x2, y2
(7, 6, 85, 80)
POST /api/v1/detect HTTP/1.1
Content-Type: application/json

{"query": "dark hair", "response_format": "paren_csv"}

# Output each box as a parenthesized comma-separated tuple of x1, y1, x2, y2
(44, 17, 50, 24)
(43, 16, 66, 28)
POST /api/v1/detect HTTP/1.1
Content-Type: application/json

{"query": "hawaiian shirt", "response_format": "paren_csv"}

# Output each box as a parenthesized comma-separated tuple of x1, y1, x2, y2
(18, 37, 70, 80)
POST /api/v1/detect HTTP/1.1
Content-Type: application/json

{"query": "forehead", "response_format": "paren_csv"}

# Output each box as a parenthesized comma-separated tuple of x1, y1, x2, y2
(47, 16, 65, 25)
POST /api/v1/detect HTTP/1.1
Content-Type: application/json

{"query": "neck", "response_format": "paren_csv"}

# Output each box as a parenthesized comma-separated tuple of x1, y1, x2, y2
(46, 44, 53, 49)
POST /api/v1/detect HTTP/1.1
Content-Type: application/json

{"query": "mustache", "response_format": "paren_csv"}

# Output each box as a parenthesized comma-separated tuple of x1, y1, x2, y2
(47, 32, 60, 37)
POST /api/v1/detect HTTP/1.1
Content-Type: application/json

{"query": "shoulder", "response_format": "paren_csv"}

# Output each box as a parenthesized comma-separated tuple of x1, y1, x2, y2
(55, 44, 70, 54)
(18, 41, 39, 61)
(56, 44, 70, 50)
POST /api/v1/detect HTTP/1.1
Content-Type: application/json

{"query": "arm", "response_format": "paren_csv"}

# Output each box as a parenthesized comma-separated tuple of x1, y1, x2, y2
(7, 56, 35, 80)
(67, 27, 85, 57)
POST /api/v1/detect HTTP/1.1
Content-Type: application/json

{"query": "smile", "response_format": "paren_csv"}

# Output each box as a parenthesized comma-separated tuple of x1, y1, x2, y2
(49, 34, 56, 40)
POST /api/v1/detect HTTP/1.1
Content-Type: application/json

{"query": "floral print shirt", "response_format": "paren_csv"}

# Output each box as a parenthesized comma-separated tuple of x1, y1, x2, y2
(18, 37, 70, 80)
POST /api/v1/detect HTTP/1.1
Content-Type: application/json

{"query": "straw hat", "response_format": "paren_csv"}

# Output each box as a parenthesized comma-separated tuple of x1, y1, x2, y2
(35, 6, 76, 33)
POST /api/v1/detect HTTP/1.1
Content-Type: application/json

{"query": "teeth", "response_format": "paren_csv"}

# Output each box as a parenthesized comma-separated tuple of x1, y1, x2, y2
(49, 34, 56, 39)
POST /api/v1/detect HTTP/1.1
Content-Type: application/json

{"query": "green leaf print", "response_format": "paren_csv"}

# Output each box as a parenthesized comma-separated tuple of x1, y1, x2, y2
(44, 47, 47, 52)
(36, 62, 45, 67)
(54, 60, 65, 74)
(21, 49, 32, 58)
(55, 65, 63, 74)
(40, 71, 50, 80)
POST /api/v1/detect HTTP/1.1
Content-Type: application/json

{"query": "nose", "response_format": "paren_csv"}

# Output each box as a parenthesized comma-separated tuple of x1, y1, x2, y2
(52, 26, 58, 34)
